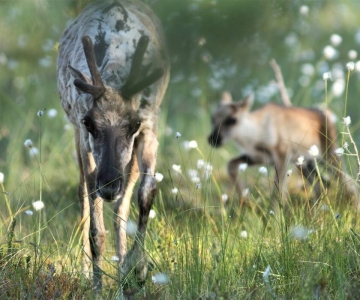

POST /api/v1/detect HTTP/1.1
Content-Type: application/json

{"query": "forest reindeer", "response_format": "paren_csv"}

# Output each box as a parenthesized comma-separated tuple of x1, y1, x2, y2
(208, 92, 356, 205)
(57, 1, 169, 291)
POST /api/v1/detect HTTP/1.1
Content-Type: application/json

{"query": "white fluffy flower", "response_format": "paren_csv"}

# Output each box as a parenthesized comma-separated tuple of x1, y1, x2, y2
(152, 273, 169, 284)
(0, 172, 4, 184)
(175, 132, 181, 138)
(240, 230, 248, 238)
(323, 45, 338, 60)
(348, 50, 357, 60)
(110, 256, 119, 262)
(24, 139, 33, 148)
(330, 34, 342, 47)
(346, 62, 355, 71)
(197, 159, 205, 169)
(309, 145, 319, 157)
(37, 110, 43, 117)
(286, 169, 293, 177)
(172, 164, 182, 173)
(242, 188, 250, 198)
(149, 209, 156, 219)
(154, 172, 164, 182)
(263, 266, 271, 282)
(258, 166, 268, 175)
(188, 140, 198, 149)
(238, 163, 248, 172)
(297, 155, 305, 166)
(299, 5, 309, 16)
(343, 116, 351, 126)
(171, 187, 179, 194)
(24, 210, 34, 216)
(221, 194, 228, 203)
(335, 147, 344, 157)
(322, 71, 332, 81)
(290, 225, 314, 240)
(32, 200, 45, 211)
(47, 108, 58, 118)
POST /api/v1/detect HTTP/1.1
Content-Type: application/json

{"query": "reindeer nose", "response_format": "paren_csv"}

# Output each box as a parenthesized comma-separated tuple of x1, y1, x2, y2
(96, 178, 121, 202)
(208, 132, 222, 147)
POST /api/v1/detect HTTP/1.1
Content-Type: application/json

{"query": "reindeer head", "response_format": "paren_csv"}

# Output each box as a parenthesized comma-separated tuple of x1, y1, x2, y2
(208, 92, 254, 147)
(70, 36, 164, 202)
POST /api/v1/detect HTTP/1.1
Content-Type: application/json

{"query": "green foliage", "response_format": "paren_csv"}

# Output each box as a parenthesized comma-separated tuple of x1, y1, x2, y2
(1, 0, 360, 299)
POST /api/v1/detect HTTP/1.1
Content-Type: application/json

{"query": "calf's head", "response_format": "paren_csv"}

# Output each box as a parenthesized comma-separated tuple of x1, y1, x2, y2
(208, 92, 254, 147)
(70, 36, 163, 202)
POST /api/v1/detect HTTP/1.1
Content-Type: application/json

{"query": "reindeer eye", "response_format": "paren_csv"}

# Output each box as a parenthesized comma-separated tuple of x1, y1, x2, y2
(82, 117, 96, 136)
(223, 117, 237, 126)
(127, 120, 142, 138)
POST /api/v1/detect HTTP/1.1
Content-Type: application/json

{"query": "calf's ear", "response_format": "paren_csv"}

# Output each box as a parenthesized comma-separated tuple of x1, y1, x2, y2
(68, 64, 92, 84)
(237, 93, 254, 112)
(221, 91, 233, 104)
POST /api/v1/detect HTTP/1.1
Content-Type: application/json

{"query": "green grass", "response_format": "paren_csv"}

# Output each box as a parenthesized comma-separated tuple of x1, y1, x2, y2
(2, 0, 360, 299)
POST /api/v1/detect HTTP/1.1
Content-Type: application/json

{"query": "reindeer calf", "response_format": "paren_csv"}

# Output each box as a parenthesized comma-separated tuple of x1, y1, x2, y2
(208, 92, 354, 203)
(57, 0, 169, 291)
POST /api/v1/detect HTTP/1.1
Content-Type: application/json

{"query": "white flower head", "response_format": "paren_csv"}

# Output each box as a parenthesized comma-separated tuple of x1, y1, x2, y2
(323, 45, 338, 60)
(175, 132, 181, 139)
(330, 34, 343, 47)
(299, 5, 309, 16)
(346, 62, 355, 71)
(0, 172, 4, 184)
(152, 273, 169, 284)
(242, 188, 250, 198)
(32, 200, 44, 211)
(196, 183, 202, 189)
(240, 230, 248, 238)
(149, 209, 156, 219)
(154, 172, 164, 182)
(290, 224, 313, 240)
(188, 140, 198, 149)
(238, 163, 248, 172)
(348, 50, 358, 60)
(47, 108, 58, 118)
(24, 210, 34, 216)
(197, 159, 205, 169)
(323, 71, 332, 81)
(297, 155, 305, 166)
(263, 266, 271, 282)
(126, 219, 137, 236)
(335, 147, 344, 157)
(269, 210, 275, 215)
(171, 187, 179, 194)
(172, 164, 182, 173)
(343, 142, 349, 150)
(37, 110, 43, 117)
(24, 139, 33, 148)
(343, 116, 351, 126)
(258, 166, 268, 175)
(309, 145, 319, 157)
(286, 169, 293, 177)
(111, 256, 119, 262)
(221, 194, 228, 203)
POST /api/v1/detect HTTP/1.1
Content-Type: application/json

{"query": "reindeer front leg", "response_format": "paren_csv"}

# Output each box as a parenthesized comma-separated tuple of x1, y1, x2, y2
(114, 153, 140, 279)
(123, 129, 158, 284)
(79, 130, 106, 292)
(228, 154, 259, 193)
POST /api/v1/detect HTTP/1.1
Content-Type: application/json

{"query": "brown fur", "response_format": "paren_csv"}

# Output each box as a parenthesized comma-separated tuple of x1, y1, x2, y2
(208, 92, 357, 206)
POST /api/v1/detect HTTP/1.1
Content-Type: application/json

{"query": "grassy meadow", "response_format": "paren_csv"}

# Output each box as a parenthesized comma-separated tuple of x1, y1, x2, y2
(2, 0, 360, 299)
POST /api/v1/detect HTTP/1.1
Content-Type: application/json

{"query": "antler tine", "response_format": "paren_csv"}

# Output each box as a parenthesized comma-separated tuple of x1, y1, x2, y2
(81, 36, 104, 88)
(121, 68, 164, 100)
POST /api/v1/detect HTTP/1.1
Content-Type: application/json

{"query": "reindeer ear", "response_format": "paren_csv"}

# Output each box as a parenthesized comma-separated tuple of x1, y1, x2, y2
(221, 91, 233, 104)
(237, 93, 254, 111)
(68, 65, 92, 84)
